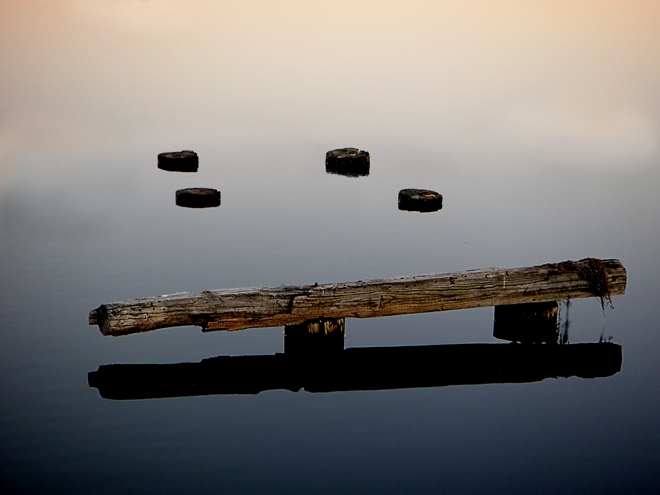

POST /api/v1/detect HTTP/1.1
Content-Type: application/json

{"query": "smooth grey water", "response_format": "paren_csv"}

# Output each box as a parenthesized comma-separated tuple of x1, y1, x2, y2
(2, 1, 660, 493)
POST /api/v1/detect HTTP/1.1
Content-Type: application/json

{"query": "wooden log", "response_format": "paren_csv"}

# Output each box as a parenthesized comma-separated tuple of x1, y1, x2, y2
(89, 258, 626, 337)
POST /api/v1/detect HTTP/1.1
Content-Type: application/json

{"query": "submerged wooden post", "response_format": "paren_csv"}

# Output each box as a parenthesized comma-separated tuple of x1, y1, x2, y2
(284, 318, 345, 359)
(157, 150, 199, 172)
(89, 258, 626, 337)
(493, 302, 559, 344)
(325, 148, 370, 177)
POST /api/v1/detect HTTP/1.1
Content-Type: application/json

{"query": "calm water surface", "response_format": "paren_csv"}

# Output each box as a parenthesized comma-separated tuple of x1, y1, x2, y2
(1, 1, 660, 493)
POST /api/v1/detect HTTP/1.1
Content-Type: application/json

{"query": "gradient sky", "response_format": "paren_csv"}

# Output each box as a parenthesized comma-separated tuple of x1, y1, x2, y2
(1, 0, 659, 189)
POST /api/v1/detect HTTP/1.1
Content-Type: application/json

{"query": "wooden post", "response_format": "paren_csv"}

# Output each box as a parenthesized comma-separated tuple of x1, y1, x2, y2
(398, 189, 443, 212)
(157, 150, 199, 172)
(175, 188, 220, 208)
(493, 302, 559, 344)
(325, 148, 370, 177)
(89, 258, 626, 337)
(284, 318, 345, 359)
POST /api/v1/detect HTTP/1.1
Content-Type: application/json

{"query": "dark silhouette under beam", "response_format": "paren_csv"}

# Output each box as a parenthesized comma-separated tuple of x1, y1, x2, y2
(88, 343, 622, 400)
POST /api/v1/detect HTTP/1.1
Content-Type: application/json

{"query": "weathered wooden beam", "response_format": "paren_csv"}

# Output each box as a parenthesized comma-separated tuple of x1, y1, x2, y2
(89, 258, 626, 337)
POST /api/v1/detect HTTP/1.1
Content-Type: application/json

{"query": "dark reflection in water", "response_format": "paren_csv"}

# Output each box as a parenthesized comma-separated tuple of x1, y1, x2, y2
(88, 342, 621, 400)
(325, 166, 370, 178)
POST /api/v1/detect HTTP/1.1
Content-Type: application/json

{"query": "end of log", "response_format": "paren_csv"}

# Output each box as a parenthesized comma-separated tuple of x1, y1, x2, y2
(545, 258, 627, 306)
(89, 305, 114, 336)
(325, 148, 370, 177)
(89, 309, 98, 325)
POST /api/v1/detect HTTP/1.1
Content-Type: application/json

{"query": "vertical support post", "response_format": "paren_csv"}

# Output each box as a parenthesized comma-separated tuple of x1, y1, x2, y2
(284, 318, 345, 359)
(493, 302, 559, 344)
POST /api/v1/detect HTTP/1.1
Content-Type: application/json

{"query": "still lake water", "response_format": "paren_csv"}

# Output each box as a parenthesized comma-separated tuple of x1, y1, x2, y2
(2, 1, 660, 493)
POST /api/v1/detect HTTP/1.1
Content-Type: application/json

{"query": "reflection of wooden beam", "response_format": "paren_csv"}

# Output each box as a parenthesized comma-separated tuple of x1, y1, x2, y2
(89, 258, 626, 337)
(88, 343, 623, 400)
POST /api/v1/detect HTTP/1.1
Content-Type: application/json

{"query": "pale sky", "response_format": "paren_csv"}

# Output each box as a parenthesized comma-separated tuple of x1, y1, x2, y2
(1, 0, 659, 188)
